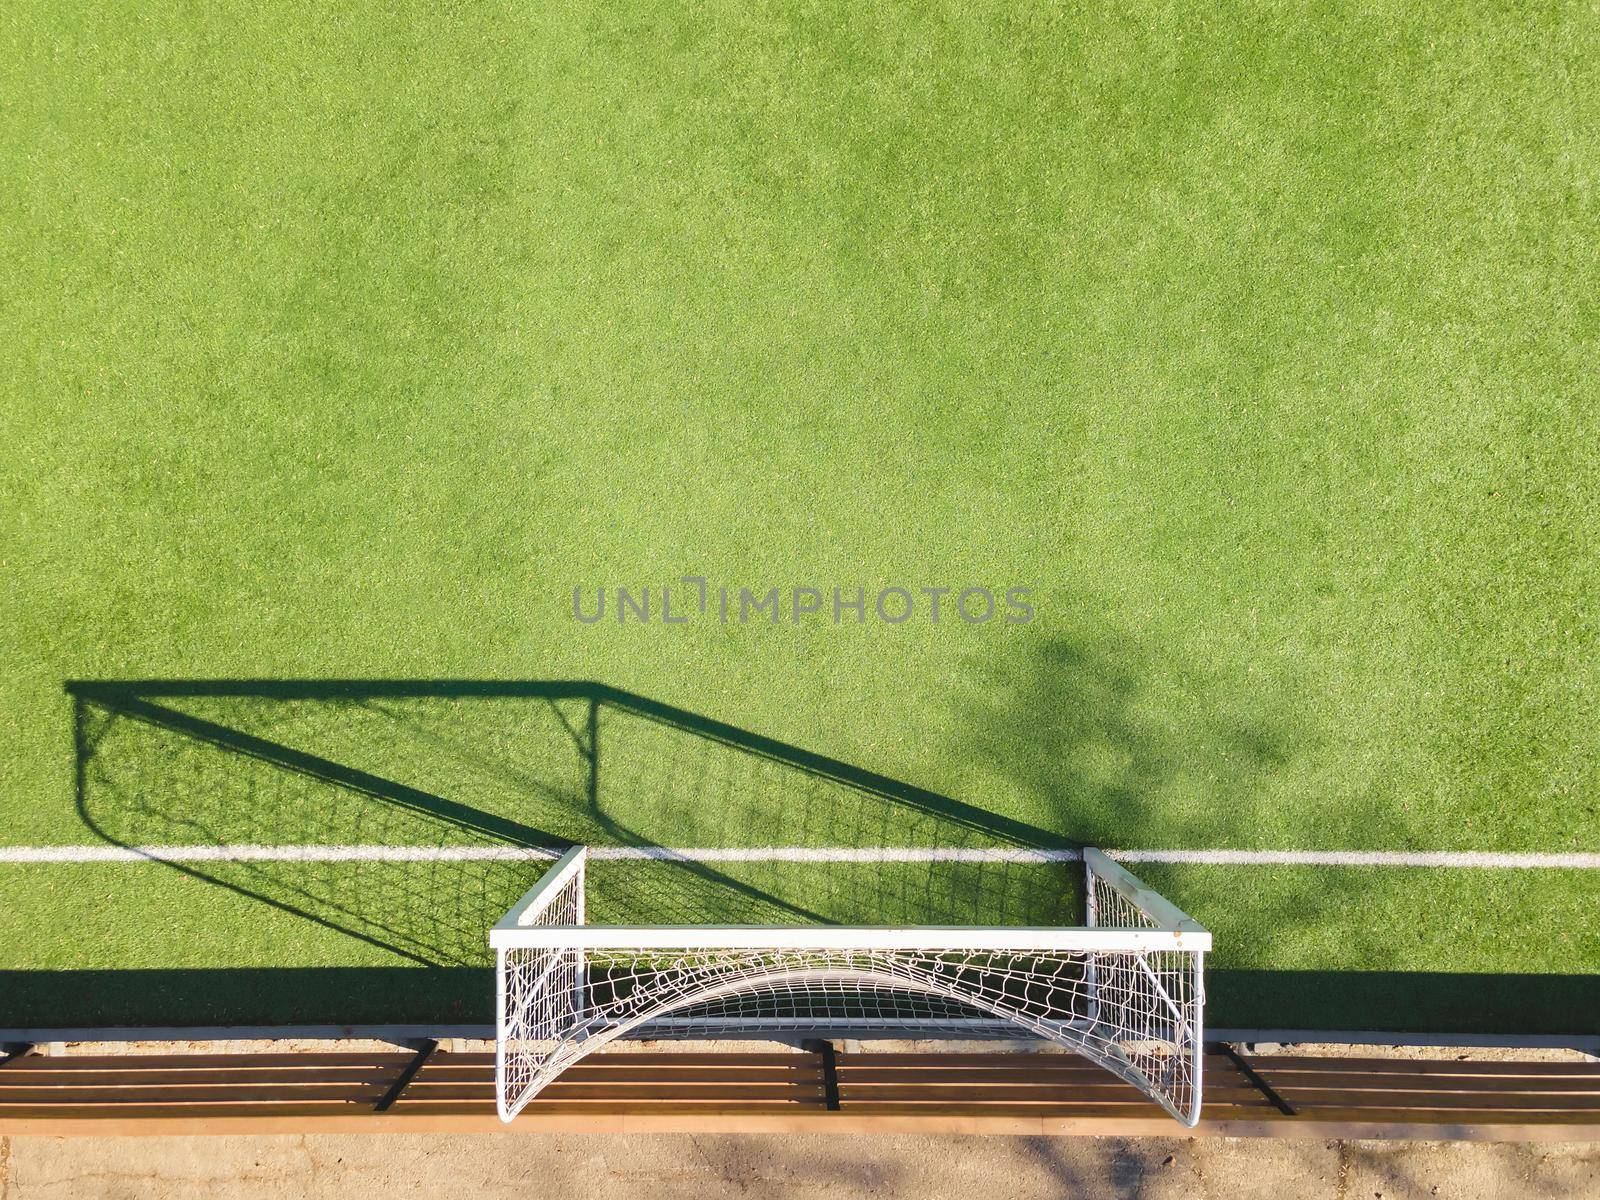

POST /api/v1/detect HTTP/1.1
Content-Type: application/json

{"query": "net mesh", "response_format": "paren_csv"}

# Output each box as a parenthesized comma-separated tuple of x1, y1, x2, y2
(496, 852, 1205, 1125)
(73, 690, 588, 969)
(1084, 862, 1204, 1119)
(497, 861, 587, 1114)
(585, 704, 1076, 928)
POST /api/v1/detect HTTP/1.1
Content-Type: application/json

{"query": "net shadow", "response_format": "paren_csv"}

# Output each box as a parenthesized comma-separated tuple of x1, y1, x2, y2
(584, 694, 1079, 928)
(72, 687, 586, 967)
(68, 680, 1077, 981)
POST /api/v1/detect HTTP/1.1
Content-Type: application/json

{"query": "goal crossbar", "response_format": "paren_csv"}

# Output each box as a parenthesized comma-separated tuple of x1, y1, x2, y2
(493, 924, 1207, 952)
(492, 847, 1210, 953)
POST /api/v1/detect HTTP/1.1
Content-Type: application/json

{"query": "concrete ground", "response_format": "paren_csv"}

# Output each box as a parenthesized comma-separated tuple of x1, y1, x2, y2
(3, 1133, 1598, 1199)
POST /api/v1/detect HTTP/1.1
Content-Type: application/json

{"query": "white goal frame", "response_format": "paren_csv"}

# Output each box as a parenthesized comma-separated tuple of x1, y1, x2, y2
(492, 846, 1209, 1124)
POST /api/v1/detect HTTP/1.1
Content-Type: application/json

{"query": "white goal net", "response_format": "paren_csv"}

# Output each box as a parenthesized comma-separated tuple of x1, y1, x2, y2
(493, 845, 1209, 1125)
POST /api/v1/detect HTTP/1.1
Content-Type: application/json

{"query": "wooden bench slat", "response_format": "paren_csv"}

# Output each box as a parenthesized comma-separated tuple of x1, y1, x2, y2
(834, 1086, 1276, 1107)
(835, 1067, 1148, 1085)
(1243, 1057, 1600, 1077)
(834, 1053, 1119, 1068)
(812, 1107, 1190, 1126)
(1289, 1105, 1600, 1125)
(440, 1082, 819, 1102)
(0, 1086, 384, 1102)
(415, 1083, 831, 1099)
(0, 1067, 396, 1087)
(402, 1101, 827, 1115)
(1274, 1089, 1600, 1113)
(0, 1053, 412, 1071)
(0, 1100, 378, 1113)
(416, 1065, 819, 1084)
(0, 1103, 383, 1120)
(1266, 1072, 1600, 1095)
(0, 1085, 386, 1105)
(838, 1068, 1126, 1088)
(0, 1051, 825, 1072)
(537, 1053, 808, 1068)
(838, 1086, 1271, 1105)
(835, 1076, 1259, 1095)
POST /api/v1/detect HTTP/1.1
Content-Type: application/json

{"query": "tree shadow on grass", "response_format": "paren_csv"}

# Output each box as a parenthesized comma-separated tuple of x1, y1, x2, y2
(951, 614, 1598, 1037)
(957, 623, 1298, 849)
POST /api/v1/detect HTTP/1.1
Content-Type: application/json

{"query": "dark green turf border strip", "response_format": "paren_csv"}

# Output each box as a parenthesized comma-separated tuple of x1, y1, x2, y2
(2, 968, 1594, 1035)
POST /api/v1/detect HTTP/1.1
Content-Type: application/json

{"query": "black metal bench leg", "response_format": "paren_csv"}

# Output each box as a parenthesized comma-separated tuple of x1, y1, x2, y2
(374, 1039, 439, 1112)
(802, 1038, 841, 1111)
(1211, 1041, 1296, 1116)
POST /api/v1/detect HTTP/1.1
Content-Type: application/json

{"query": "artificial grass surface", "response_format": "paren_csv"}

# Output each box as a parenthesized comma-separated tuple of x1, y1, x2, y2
(3, 2, 1596, 1031)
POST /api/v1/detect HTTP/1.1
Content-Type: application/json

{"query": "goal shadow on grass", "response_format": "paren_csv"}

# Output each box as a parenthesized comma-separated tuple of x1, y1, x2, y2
(13, 669, 1593, 1037)
(27, 678, 1080, 1028)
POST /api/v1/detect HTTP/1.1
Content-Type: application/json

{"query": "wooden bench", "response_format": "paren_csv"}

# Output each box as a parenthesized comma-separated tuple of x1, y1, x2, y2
(1, 1046, 1596, 1140)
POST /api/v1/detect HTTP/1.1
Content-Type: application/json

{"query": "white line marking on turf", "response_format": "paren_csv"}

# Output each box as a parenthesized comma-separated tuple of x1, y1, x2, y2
(0, 845, 1596, 868)
(1103, 849, 1600, 868)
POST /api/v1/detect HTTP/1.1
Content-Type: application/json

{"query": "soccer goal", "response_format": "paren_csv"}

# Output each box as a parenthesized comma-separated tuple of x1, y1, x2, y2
(492, 845, 1209, 1125)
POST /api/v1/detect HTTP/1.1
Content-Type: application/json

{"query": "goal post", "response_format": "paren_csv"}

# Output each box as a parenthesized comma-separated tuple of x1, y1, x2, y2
(493, 845, 588, 1117)
(493, 846, 1209, 1125)
(1081, 846, 1209, 1122)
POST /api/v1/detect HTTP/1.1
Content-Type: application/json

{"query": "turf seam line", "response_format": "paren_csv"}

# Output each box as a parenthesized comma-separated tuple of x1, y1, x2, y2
(0, 845, 1596, 868)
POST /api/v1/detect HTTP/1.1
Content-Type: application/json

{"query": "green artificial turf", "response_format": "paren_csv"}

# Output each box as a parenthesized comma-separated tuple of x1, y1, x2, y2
(2, 1, 1596, 1032)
